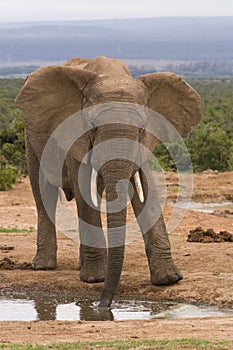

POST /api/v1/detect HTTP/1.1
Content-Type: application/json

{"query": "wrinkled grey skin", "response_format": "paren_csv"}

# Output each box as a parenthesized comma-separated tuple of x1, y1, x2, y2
(16, 56, 203, 307)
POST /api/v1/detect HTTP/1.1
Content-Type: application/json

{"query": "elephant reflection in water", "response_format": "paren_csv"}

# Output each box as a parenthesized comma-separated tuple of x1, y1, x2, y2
(34, 297, 113, 321)
(16, 56, 203, 307)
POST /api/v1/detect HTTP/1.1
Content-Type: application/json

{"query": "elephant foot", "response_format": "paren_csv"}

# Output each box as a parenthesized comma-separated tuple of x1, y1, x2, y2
(150, 259, 183, 286)
(80, 260, 106, 283)
(32, 252, 57, 270)
(79, 246, 106, 283)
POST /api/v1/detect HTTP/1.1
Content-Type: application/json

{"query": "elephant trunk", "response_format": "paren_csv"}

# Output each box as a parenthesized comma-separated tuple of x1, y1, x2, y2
(98, 161, 131, 307)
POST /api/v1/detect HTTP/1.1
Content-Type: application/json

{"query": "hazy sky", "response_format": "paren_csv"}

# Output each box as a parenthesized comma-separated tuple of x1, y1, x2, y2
(0, 0, 233, 22)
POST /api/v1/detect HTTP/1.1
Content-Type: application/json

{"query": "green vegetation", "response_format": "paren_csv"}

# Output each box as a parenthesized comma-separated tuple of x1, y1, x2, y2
(186, 78, 233, 172)
(0, 78, 26, 190)
(0, 227, 34, 233)
(0, 164, 18, 190)
(0, 79, 23, 129)
(0, 77, 233, 190)
(0, 339, 233, 349)
(154, 78, 233, 172)
(212, 271, 221, 276)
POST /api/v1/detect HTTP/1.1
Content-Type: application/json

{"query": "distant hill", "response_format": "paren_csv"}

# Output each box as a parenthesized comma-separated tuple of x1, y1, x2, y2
(0, 17, 233, 65)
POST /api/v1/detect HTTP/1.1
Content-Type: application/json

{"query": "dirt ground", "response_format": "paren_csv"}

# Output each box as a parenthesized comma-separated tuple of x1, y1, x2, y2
(0, 171, 233, 344)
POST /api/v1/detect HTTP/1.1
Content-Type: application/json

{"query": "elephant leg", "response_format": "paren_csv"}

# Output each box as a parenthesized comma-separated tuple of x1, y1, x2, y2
(130, 163, 183, 285)
(26, 137, 58, 269)
(68, 158, 107, 283)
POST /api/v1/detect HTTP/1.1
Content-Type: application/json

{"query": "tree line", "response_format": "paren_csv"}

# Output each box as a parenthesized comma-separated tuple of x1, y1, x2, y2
(0, 77, 233, 190)
(129, 61, 233, 78)
(1, 61, 233, 79)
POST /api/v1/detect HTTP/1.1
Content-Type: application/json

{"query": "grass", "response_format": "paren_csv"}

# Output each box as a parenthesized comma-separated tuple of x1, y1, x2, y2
(212, 271, 221, 276)
(0, 227, 34, 233)
(0, 339, 233, 350)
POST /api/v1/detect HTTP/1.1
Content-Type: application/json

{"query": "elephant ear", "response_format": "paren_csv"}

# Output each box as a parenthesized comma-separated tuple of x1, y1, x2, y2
(138, 72, 203, 149)
(16, 65, 97, 162)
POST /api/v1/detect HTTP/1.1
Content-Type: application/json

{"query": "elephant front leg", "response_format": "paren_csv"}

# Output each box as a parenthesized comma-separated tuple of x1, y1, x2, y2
(77, 203, 107, 283)
(142, 215, 183, 286)
(79, 242, 106, 283)
(70, 159, 107, 283)
(26, 138, 58, 270)
(130, 164, 183, 286)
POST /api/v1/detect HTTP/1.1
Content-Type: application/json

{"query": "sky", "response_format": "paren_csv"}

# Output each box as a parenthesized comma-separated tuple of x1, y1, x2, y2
(0, 0, 233, 22)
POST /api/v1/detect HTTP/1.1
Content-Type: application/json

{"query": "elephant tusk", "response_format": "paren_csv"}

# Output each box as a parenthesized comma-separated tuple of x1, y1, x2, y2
(91, 167, 98, 207)
(134, 171, 144, 203)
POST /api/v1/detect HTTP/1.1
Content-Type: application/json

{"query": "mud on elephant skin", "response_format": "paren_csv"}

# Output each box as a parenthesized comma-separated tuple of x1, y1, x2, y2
(16, 56, 203, 307)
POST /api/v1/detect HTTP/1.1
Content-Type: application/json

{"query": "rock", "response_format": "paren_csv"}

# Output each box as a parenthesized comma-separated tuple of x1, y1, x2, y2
(187, 227, 233, 243)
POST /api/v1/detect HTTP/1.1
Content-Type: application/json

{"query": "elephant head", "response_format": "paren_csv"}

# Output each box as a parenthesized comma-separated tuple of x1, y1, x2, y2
(16, 56, 203, 307)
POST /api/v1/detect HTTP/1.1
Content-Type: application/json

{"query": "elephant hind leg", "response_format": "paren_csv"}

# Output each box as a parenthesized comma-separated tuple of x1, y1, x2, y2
(32, 179, 58, 270)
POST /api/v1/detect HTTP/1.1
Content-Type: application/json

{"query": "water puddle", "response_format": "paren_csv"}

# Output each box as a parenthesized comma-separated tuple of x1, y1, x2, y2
(171, 201, 233, 214)
(0, 295, 232, 321)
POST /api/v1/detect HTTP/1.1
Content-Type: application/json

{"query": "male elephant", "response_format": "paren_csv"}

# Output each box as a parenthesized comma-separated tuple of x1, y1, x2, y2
(16, 56, 203, 307)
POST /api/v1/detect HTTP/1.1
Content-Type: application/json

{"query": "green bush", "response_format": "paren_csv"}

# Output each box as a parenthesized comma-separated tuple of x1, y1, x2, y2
(153, 140, 192, 172)
(0, 79, 25, 190)
(186, 122, 233, 172)
(0, 114, 26, 174)
(0, 164, 18, 190)
(153, 78, 233, 173)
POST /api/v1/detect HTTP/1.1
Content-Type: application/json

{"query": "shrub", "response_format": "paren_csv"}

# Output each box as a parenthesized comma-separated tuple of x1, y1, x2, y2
(0, 163, 18, 190)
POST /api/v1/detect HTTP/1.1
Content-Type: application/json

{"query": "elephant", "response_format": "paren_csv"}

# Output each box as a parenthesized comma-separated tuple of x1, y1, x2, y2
(15, 56, 203, 307)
